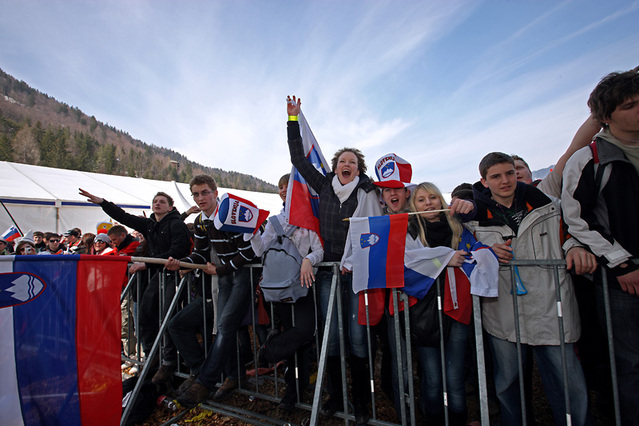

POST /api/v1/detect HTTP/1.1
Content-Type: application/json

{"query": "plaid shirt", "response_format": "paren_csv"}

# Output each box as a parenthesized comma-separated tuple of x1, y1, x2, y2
(288, 121, 377, 261)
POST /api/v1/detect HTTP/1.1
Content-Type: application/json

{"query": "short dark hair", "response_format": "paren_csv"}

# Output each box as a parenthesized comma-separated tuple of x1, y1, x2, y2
(510, 155, 530, 172)
(153, 192, 174, 207)
(451, 183, 473, 201)
(107, 225, 127, 236)
(34, 231, 44, 237)
(588, 69, 639, 126)
(479, 152, 514, 179)
(331, 148, 367, 175)
(278, 174, 290, 188)
(189, 174, 217, 192)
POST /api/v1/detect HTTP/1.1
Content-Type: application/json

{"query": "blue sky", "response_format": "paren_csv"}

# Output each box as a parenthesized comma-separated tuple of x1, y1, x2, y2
(2, 0, 638, 192)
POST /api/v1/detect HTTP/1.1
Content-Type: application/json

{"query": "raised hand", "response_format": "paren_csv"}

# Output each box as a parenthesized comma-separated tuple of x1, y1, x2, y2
(286, 95, 301, 116)
(79, 188, 104, 204)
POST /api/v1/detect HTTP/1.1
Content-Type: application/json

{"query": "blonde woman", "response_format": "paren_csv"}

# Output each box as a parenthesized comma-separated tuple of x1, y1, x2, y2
(407, 182, 475, 426)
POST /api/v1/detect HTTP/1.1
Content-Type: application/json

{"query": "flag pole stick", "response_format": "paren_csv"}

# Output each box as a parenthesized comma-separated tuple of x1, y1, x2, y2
(0, 199, 24, 235)
(130, 256, 208, 270)
(342, 209, 451, 221)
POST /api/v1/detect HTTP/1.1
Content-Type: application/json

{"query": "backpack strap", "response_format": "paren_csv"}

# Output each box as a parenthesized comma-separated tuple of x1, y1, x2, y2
(269, 215, 296, 238)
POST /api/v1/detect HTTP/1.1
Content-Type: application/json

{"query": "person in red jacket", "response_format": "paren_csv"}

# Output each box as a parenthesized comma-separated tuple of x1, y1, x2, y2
(108, 225, 142, 360)
(108, 225, 141, 256)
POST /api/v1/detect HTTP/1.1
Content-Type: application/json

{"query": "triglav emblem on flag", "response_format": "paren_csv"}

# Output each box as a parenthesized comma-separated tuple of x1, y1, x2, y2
(0, 273, 46, 308)
(360, 233, 380, 248)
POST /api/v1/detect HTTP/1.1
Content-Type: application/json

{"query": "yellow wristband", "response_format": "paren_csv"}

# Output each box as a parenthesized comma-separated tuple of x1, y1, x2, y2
(288, 115, 298, 122)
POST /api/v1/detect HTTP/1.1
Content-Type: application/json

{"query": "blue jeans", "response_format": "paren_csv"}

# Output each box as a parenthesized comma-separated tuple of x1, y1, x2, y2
(168, 295, 214, 375)
(196, 269, 251, 389)
(386, 299, 409, 416)
(316, 269, 367, 358)
(416, 320, 468, 415)
(595, 285, 639, 426)
(489, 335, 590, 426)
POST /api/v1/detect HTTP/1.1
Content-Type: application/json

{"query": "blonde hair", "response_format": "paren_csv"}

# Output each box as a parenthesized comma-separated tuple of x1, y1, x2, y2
(408, 182, 463, 249)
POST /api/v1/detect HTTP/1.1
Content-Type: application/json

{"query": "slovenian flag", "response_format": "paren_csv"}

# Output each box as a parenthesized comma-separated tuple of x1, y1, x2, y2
(350, 214, 409, 294)
(0, 255, 129, 426)
(1, 225, 21, 242)
(214, 193, 269, 234)
(285, 111, 330, 234)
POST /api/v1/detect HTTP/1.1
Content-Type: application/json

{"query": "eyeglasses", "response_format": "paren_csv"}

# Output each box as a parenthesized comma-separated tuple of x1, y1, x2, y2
(49, 239, 60, 243)
(191, 190, 213, 198)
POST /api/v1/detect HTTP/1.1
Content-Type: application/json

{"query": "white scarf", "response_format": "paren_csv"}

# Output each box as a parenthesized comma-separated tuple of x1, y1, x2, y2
(332, 175, 360, 203)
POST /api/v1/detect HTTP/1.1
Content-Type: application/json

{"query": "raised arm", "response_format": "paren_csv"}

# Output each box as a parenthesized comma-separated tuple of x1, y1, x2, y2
(537, 115, 601, 197)
(553, 114, 601, 176)
(80, 187, 149, 233)
(286, 95, 327, 193)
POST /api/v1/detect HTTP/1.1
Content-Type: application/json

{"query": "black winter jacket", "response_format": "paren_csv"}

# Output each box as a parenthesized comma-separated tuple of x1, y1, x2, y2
(287, 120, 378, 261)
(100, 200, 191, 266)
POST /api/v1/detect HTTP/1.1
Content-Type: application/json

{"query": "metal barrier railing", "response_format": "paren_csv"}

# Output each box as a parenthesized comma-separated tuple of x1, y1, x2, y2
(119, 258, 626, 426)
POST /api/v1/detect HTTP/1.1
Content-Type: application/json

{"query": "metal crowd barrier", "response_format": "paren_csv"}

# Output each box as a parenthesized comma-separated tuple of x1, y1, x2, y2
(119, 259, 625, 426)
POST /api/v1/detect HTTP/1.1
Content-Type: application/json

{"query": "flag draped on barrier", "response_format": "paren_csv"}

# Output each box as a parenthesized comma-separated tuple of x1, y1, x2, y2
(285, 111, 330, 234)
(0, 255, 129, 426)
(350, 214, 409, 294)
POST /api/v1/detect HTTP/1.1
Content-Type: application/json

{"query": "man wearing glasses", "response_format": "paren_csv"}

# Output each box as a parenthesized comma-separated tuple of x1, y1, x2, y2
(165, 174, 256, 407)
(39, 233, 64, 255)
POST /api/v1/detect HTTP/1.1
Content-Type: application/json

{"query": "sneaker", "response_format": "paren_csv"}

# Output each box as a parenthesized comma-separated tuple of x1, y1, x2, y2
(176, 382, 211, 409)
(176, 373, 198, 396)
(151, 364, 176, 385)
(213, 377, 242, 401)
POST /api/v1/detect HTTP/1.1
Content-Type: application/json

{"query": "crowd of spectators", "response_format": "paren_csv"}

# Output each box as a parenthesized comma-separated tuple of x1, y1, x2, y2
(2, 67, 637, 426)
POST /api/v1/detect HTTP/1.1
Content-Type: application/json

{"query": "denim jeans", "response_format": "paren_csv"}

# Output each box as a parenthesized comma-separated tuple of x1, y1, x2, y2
(196, 268, 251, 389)
(595, 284, 639, 426)
(386, 297, 410, 416)
(316, 269, 367, 358)
(138, 271, 178, 364)
(416, 320, 468, 415)
(489, 335, 590, 426)
(168, 295, 213, 375)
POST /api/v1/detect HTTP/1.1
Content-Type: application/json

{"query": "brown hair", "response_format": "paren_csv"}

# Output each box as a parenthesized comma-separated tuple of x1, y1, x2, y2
(107, 225, 127, 236)
(479, 152, 514, 179)
(278, 174, 290, 188)
(153, 192, 174, 207)
(331, 148, 367, 175)
(588, 69, 639, 126)
(189, 174, 217, 192)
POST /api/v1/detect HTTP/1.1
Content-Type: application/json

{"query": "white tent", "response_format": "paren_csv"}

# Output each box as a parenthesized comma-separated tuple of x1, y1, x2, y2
(0, 161, 282, 236)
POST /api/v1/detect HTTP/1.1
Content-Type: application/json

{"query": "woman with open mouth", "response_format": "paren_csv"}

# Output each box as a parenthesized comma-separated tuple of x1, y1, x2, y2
(286, 95, 382, 425)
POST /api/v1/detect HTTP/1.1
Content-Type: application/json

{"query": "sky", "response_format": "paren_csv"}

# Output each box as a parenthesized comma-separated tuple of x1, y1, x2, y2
(1, 0, 638, 192)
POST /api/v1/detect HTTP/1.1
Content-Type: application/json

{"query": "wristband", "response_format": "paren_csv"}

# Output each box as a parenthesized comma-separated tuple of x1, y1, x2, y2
(288, 115, 298, 122)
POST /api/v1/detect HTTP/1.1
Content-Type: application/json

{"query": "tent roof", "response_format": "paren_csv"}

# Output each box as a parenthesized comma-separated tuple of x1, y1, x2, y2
(0, 161, 282, 234)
